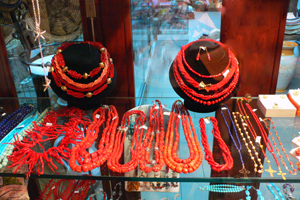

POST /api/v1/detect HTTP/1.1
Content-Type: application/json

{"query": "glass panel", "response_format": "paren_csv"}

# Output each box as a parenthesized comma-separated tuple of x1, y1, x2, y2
(0, 0, 83, 108)
(131, 0, 222, 103)
(276, 0, 300, 93)
(0, 97, 299, 184)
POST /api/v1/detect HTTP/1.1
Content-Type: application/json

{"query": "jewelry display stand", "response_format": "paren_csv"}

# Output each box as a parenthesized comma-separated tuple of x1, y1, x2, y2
(124, 104, 179, 193)
(289, 148, 300, 162)
(169, 39, 239, 113)
(48, 42, 117, 110)
(257, 94, 296, 117)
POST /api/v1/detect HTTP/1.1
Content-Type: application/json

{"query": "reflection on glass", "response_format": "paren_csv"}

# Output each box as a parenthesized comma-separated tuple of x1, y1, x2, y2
(131, 0, 222, 106)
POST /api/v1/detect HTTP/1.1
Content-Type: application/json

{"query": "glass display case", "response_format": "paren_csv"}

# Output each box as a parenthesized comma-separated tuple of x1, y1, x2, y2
(0, 0, 300, 200)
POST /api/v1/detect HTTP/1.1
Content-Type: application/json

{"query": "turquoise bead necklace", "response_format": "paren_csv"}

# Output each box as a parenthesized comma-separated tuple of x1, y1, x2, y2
(245, 186, 264, 200)
(199, 184, 245, 193)
(266, 183, 284, 200)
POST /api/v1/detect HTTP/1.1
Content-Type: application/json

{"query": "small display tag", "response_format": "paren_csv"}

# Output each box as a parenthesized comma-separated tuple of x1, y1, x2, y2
(178, 115, 181, 119)
(96, 114, 100, 119)
(163, 112, 171, 116)
(204, 118, 210, 124)
(16, 125, 25, 129)
(252, 109, 257, 112)
(102, 105, 109, 109)
(223, 69, 230, 77)
(1, 113, 6, 117)
(259, 117, 263, 122)
(139, 125, 148, 130)
(74, 191, 79, 194)
(51, 186, 55, 190)
(255, 136, 261, 144)
(243, 123, 247, 127)
(155, 106, 159, 110)
(112, 116, 117, 120)
(46, 123, 52, 126)
(221, 107, 227, 110)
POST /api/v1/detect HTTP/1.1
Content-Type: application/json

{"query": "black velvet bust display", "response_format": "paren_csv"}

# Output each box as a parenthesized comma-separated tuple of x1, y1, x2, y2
(48, 43, 117, 110)
(169, 40, 239, 113)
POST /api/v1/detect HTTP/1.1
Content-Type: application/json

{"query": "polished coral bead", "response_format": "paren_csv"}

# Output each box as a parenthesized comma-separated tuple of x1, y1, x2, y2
(175, 165, 183, 173)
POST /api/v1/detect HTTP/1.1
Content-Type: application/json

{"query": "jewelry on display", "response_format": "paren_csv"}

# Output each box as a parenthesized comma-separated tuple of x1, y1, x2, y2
(8, 107, 88, 177)
(87, 187, 106, 200)
(51, 41, 114, 98)
(0, 105, 34, 141)
(245, 186, 251, 200)
(110, 182, 122, 200)
(107, 109, 146, 173)
(236, 99, 264, 173)
(245, 186, 264, 200)
(262, 118, 297, 175)
(38, 179, 96, 200)
(266, 183, 285, 200)
(242, 98, 285, 179)
(70, 105, 119, 173)
(172, 39, 239, 105)
(127, 181, 140, 192)
(232, 112, 258, 176)
(220, 105, 249, 178)
(283, 183, 296, 200)
(174, 194, 181, 200)
(139, 100, 165, 173)
(199, 184, 245, 193)
(199, 116, 233, 172)
(164, 100, 203, 173)
(0, 113, 38, 169)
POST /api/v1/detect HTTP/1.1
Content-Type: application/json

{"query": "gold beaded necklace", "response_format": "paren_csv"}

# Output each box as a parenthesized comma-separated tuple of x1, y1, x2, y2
(232, 112, 263, 174)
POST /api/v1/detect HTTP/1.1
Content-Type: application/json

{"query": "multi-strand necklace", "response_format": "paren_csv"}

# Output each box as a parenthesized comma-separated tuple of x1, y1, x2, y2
(0, 105, 33, 141)
(199, 116, 233, 172)
(139, 100, 165, 173)
(220, 105, 249, 178)
(172, 39, 239, 105)
(232, 112, 263, 174)
(107, 109, 146, 173)
(236, 99, 264, 173)
(163, 100, 202, 173)
(50, 41, 114, 98)
(70, 105, 119, 173)
(242, 98, 285, 179)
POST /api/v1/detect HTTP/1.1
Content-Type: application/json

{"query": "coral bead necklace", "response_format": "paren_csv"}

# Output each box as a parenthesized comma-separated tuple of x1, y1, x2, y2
(262, 118, 297, 175)
(242, 98, 285, 179)
(172, 39, 239, 105)
(139, 100, 165, 173)
(50, 41, 114, 98)
(107, 109, 146, 173)
(69, 105, 119, 173)
(199, 116, 233, 172)
(163, 100, 202, 173)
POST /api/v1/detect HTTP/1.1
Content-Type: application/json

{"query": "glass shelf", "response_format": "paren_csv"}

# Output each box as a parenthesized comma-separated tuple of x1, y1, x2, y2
(0, 96, 299, 184)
